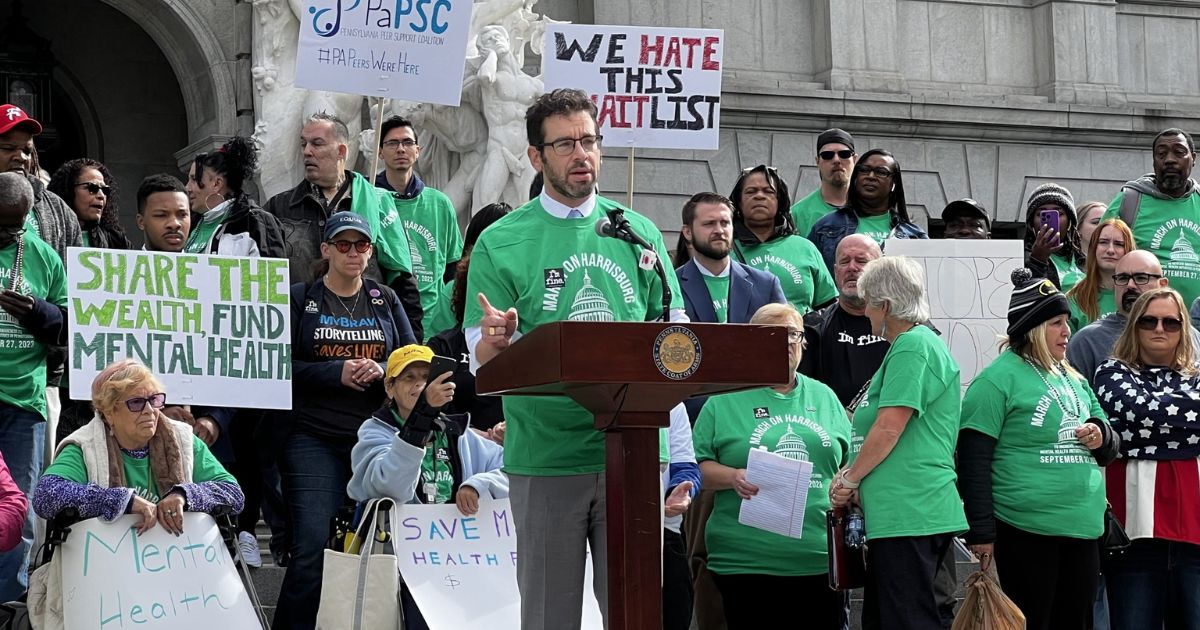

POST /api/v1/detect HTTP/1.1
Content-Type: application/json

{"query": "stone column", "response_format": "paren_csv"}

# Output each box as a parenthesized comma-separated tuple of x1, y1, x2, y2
(1033, 0, 1125, 106)
(812, 0, 909, 93)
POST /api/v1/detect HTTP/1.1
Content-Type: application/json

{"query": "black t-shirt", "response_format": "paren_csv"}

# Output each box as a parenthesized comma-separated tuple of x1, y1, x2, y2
(297, 287, 388, 441)
(816, 306, 889, 406)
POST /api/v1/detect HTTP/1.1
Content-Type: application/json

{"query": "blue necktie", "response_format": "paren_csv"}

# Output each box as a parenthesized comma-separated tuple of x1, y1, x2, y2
(567, 209, 584, 219)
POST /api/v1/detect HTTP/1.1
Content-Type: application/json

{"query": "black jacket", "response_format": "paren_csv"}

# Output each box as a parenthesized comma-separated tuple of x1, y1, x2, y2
(200, 193, 287, 259)
(264, 175, 425, 338)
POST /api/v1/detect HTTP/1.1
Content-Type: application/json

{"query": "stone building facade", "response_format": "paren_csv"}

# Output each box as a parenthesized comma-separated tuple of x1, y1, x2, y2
(7, 0, 1200, 241)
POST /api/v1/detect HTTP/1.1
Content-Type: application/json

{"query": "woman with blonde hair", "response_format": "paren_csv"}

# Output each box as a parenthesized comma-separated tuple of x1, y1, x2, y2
(959, 269, 1118, 630)
(1094, 287, 1200, 630)
(1067, 218, 1134, 332)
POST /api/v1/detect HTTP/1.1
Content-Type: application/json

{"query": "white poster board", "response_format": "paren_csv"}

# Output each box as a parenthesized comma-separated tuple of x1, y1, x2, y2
(67, 249, 292, 409)
(393, 499, 603, 629)
(61, 513, 260, 628)
(543, 24, 723, 150)
(883, 239, 1023, 389)
(294, 0, 474, 104)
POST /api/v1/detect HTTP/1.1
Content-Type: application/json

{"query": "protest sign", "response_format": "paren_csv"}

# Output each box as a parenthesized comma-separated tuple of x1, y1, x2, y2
(295, 0, 473, 104)
(884, 239, 1023, 389)
(61, 513, 260, 629)
(67, 248, 292, 409)
(393, 499, 602, 629)
(544, 24, 723, 150)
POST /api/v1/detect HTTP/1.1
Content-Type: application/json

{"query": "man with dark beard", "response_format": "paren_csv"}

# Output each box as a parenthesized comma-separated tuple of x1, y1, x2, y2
(676, 192, 785, 324)
(1104, 128, 1200, 304)
(1066, 250, 1191, 389)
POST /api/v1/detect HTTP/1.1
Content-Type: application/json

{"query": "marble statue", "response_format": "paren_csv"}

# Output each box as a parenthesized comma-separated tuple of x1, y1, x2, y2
(250, 0, 557, 214)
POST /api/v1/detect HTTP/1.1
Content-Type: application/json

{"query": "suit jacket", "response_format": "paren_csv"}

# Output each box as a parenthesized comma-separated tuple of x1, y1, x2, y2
(676, 258, 786, 324)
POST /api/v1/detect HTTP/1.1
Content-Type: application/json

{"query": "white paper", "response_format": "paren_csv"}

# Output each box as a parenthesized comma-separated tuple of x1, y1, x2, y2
(737, 448, 812, 539)
(543, 24, 723, 150)
(882, 239, 1023, 391)
(61, 514, 260, 628)
(393, 499, 603, 629)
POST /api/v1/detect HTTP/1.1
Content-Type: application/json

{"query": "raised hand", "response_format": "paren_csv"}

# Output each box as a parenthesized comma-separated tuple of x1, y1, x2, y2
(477, 292, 518, 350)
(664, 481, 693, 517)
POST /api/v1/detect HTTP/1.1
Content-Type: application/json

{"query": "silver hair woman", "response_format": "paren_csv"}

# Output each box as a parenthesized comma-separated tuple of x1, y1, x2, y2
(829, 255, 967, 628)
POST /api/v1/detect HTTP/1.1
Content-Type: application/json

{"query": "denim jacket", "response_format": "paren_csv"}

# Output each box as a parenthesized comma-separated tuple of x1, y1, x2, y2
(807, 207, 928, 272)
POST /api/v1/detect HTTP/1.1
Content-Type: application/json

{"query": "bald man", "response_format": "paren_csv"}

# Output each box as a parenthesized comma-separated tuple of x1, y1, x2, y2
(801, 234, 886, 405)
(1067, 250, 1193, 388)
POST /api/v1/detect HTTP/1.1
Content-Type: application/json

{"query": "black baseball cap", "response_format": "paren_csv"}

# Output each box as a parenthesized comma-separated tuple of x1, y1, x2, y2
(941, 198, 991, 228)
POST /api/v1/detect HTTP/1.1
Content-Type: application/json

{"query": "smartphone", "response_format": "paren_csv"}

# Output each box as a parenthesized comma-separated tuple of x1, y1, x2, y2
(1039, 209, 1061, 246)
(427, 355, 457, 384)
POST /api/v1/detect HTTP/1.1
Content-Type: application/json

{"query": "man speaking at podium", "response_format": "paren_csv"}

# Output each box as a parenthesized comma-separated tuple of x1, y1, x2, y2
(465, 88, 686, 630)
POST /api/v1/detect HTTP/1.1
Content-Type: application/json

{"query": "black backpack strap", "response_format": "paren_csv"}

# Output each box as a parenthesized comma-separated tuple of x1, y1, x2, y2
(1119, 189, 1141, 229)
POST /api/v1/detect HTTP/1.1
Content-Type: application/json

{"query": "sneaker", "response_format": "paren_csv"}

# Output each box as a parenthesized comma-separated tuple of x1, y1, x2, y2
(238, 531, 263, 568)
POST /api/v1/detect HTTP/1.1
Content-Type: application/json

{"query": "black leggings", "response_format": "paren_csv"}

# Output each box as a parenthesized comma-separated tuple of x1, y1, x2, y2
(994, 519, 1099, 630)
(710, 571, 845, 630)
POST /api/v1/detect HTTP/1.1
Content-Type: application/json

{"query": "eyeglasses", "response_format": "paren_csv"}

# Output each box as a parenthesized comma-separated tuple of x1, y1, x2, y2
(382, 139, 418, 151)
(741, 165, 779, 175)
(124, 393, 167, 413)
(787, 329, 805, 343)
(1112, 272, 1163, 286)
(327, 239, 372, 254)
(1135, 316, 1183, 333)
(856, 166, 894, 179)
(537, 135, 603, 156)
(76, 182, 113, 196)
(819, 150, 854, 160)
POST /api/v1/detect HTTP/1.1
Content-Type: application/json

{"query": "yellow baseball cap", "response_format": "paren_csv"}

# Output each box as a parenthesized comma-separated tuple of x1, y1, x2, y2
(385, 345, 433, 380)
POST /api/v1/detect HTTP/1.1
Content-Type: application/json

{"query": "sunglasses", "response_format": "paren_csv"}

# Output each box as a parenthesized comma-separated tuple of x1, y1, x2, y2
(327, 239, 372, 254)
(76, 182, 113, 196)
(1135, 316, 1183, 333)
(124, 392, 167, 413)
(819, 150, 854, 160)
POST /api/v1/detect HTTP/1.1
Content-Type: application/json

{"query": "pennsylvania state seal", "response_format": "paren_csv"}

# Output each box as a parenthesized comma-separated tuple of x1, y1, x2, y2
(653, 326, 702, 380)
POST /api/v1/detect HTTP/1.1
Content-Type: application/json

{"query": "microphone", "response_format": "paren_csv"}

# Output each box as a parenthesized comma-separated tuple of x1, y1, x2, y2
(594, 211, 673, 322)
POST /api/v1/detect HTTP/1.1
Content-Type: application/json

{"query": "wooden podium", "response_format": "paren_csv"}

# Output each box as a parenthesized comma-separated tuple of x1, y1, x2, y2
(477, 321, 791, 630)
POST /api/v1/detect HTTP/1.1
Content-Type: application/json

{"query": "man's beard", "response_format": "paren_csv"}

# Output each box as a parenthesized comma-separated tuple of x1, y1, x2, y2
(841, 292, 865, 309)
(693, 237, 730, 260)
(1121, 290, 1141, 313)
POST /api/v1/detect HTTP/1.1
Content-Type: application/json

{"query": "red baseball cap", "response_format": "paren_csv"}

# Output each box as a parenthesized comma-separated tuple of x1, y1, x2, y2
(0, 105, 42, 136)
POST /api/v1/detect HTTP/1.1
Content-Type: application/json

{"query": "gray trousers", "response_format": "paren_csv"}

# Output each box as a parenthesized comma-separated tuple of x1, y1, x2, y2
(509, 472, 609, 630)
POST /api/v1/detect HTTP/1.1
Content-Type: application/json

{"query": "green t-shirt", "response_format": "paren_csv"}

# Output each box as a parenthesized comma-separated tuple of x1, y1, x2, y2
(701, 273, 730, 323)
(850, 325, 967, 540)
(390, 410, 456, 503)
(960, 351, 1107, 538)
(1051, 253, 1084, 293)
(791, 189, 838, 239)
(183, 204, 229, 254)
(0, 234, 67, 418)
(81, 231, 91, 248)
(463, 196, 684, 476)
(1104, 191, 1200, 305)
(1068, 287, 1116, 333)
(693, 377, 851, 576)
(737, 235, 836, 314)
(393, 188, 464, 341)
(427, 278, 458, 336)
(46, 434, 237, 503)
(856, 213, 893, 243)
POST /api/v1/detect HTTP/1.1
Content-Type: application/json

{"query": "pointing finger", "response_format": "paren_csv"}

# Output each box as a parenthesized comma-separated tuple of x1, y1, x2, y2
(477, 292, 498, 315)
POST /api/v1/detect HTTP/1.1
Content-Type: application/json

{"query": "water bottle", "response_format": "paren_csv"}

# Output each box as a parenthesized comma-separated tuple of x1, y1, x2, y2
(845, 507, 866, 549)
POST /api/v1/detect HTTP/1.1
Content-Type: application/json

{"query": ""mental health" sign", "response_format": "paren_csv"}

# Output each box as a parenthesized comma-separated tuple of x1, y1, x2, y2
(67, 249, 292, 409)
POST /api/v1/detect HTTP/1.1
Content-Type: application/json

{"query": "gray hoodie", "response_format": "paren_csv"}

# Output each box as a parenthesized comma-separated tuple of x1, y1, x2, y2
(1121, 173, 1200, 201)
(28, 175, 82, 262)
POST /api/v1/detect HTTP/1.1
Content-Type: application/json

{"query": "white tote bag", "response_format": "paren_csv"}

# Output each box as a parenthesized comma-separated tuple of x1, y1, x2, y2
(316, 498, 403, 630)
